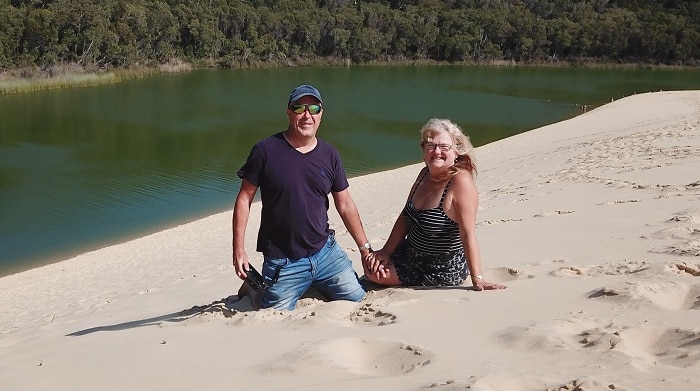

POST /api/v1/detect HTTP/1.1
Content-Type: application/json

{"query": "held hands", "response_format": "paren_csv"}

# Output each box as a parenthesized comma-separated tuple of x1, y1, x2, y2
(362, 249, 392, 280)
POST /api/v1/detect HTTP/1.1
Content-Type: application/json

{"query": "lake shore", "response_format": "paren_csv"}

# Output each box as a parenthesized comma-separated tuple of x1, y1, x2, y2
(1, 90, 699, 390)
(0, 61, 191, 94)
(3, 59, 696, 94)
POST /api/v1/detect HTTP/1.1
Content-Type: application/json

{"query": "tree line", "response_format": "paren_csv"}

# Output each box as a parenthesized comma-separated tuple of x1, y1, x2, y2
(1, 0, 698, 72)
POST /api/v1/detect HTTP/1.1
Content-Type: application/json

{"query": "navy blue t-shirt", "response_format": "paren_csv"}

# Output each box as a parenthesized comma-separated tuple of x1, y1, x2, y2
(237, 132, 349, 259)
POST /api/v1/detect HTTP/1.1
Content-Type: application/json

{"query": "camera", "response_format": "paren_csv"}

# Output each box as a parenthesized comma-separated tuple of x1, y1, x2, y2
(245, 265, 266, 291)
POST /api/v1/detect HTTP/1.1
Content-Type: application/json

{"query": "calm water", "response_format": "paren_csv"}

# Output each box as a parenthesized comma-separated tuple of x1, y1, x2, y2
(1, 65, 699, 276)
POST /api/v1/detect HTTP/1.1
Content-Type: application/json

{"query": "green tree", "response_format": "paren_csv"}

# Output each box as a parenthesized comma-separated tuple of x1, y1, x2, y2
(546, 17, 580, 59)
(172, 0, 225, 61)
(50, 0, 116, 66)
(590, 7, 640, 60)
(435, 9, 479, 61)
(403, 4, 438, 58)
(110, 0, 147, 66)
(474, 5, 514, 60)
(0, 1, 24, 67)
(20, 4, 60, 66)
(2, 0, 699, 71)
(145, 1, 179, 63)
(321, 6, 362, 58)
(504, 3, 547, 61)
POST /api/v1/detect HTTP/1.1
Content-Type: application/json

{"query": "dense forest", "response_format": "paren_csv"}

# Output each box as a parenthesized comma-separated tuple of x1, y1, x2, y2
(1, 0, 699, 72)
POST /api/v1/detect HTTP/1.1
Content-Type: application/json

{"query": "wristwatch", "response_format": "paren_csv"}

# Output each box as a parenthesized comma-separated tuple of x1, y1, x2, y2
(359, 242, 372, 251)
(473, 274, 483, 280)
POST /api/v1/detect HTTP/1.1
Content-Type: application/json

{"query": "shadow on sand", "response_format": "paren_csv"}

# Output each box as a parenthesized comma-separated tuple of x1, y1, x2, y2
(66, 281, 473, 337)
(66, 294, 252, 337)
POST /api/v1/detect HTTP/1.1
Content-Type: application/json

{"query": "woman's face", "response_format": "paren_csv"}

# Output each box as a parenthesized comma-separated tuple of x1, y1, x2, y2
(423, 131, 456, 170)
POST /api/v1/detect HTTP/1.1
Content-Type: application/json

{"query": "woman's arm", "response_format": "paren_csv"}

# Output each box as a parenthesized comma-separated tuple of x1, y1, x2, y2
(446, 172, 506, 290)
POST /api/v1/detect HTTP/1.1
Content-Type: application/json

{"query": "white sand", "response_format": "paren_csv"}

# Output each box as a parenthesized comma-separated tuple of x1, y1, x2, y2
(1, 91, 699, 391)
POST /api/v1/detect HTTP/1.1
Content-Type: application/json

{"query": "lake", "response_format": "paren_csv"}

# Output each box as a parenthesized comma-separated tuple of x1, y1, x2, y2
(1, 65, 699, 276)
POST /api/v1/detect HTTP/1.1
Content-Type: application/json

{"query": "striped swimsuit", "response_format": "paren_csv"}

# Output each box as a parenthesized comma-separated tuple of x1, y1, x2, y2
(392, 171, 468, 286)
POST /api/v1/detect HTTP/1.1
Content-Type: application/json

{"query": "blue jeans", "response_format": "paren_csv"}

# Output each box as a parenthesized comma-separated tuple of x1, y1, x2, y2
(259, 234, 365, 310)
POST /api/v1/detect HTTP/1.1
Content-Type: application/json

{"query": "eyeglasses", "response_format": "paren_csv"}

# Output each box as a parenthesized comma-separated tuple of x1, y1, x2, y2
(424, 143, 453, 152)
(289, 104, 322, 115)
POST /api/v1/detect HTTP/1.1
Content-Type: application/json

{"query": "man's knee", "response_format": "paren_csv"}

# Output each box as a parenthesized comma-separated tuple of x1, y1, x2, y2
(323, 272, 365, 302)
(342, 284, 366, 302)
(260, 293, 298, 311)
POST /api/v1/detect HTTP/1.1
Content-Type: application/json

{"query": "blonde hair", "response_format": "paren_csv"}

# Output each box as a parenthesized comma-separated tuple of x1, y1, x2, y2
(419, 118, 477, 182)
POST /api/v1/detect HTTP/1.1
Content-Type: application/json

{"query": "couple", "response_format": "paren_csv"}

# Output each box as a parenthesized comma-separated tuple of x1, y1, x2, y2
(232, 84, 506, 311)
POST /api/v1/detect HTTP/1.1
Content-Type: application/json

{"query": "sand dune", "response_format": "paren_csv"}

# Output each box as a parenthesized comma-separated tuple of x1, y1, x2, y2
(1, 91, 699, 391)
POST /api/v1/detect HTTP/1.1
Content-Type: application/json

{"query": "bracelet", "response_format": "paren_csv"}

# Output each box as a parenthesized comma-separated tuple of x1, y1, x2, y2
(359, 242, 372, 251)
(472, 274, 483, 280)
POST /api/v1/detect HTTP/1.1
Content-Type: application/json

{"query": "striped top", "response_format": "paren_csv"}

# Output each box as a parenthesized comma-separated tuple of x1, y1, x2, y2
(401, 171, 463, 254)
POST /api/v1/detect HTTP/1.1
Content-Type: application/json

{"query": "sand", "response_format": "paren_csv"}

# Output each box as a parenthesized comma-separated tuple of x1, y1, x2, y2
(1, 90, 699, 391)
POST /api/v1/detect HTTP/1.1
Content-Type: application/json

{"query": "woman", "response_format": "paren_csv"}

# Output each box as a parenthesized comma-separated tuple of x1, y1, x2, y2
(362, 118, 505, 291)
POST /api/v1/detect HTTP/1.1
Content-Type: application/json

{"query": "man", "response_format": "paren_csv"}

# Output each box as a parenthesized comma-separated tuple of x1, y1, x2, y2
(232, 84, 371, 310)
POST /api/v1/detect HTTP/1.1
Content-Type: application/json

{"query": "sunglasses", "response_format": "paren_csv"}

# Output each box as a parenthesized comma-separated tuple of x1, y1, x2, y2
(289, 104, 322, 115)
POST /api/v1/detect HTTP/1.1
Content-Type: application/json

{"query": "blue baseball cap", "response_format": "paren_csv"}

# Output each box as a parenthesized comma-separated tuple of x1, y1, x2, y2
(288, 84, 323, 105)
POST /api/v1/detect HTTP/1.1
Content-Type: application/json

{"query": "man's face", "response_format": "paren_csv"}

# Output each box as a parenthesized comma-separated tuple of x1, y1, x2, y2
(287, 95, 323, 138)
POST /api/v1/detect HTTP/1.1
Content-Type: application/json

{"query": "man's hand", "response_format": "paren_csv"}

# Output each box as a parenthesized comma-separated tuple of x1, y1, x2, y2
(233, 250, 250, 281)
(362, 249, 393, 279)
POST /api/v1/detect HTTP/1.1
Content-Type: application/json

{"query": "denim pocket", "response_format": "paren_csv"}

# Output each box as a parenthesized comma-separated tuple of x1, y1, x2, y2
(262, 257, 288, 287)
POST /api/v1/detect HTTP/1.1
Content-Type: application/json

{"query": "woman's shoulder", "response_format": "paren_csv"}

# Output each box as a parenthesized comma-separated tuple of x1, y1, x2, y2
(448, 170, 477, 194)
(451, 169, 475, 184)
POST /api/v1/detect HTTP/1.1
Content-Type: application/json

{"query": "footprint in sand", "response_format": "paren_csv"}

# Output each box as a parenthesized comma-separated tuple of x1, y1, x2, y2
(349, 302, 397, 326)
(499, 317, 609, 352)
(643, 208, 700, 257)
(547, 377, 624, 391)
(258, 338, 432, 376)
(667, 207, 700, 224)
(598, 199, 641, 205)
(500, 317, 700, 369)
(650, 239, 700, 257)
(583, 324, 700, 369)
(641, 327, 700, 368)
(587, 280, 697, 311)
(477, 218, 523, 227)
(489, 266, 534, 281)
(456, 373, 624, 391)
(550, 260, 649, 278)
(423, 379, 471, 389)
(668, 261, 700, 277)
(646, 209, 700, 256)
(643, 226, 700, 240)
(534, 210, 575, 217)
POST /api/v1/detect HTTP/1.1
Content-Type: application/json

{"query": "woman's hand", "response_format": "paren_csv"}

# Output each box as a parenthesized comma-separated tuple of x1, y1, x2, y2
(362, 249, 394, 282)
(471, 277, 507, 291)
(362, 250, 385, 273)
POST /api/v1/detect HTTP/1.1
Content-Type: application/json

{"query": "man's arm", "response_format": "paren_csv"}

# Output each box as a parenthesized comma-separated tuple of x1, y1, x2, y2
(332, 188, 371, 257)
(232, 178, 258, 280)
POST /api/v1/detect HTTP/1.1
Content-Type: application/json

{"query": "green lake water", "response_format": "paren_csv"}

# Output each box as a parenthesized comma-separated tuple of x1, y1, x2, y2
(1, 65, 699, 276)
